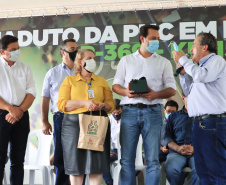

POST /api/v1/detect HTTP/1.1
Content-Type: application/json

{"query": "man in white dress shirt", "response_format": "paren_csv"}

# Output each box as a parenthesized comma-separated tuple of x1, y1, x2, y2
(112, 25, 176, 185)
(0, 35, 36, 185)
(172, 32, 226, 185)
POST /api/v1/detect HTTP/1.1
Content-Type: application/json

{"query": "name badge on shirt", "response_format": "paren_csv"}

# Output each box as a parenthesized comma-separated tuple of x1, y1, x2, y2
(88, 90, 95, 99)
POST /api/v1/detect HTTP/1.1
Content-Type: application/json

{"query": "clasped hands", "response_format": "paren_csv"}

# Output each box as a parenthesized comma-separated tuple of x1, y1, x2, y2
(177, 144, 194, 156)
(85, 100, 107, 112)
(5, 106, 24, 124)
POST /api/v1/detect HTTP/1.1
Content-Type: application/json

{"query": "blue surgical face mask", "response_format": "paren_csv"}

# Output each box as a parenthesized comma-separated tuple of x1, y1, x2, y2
(9, 49, 21, 62)
(165, 113, 171, 120)
(146, 40, 159, 53)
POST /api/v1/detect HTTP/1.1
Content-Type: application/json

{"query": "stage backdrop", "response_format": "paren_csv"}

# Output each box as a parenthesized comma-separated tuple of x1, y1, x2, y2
(0, 6, 225, 134)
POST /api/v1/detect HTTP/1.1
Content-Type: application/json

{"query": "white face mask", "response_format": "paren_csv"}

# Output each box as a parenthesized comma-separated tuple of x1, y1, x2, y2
(9, 49, 21, 62)
(83, 59, 96, 73)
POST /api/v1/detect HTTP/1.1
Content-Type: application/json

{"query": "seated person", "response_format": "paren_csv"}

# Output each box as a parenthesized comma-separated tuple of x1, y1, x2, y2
(103, 99, 122, 185)
(164, 93, 199, 185)
(159, 100, 178, 163)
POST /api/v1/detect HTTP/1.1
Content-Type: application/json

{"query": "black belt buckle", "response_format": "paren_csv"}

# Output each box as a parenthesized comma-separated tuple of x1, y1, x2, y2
(192, 116, 201, 121)
(136, 103, 147, 108)
(192, 115, 211, 121)
(124, 103, 148, 108)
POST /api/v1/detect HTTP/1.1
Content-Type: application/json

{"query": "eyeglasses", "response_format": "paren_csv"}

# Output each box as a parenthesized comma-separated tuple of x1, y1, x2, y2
(67, 48, 78, 52)
(61, 47, 78, 52)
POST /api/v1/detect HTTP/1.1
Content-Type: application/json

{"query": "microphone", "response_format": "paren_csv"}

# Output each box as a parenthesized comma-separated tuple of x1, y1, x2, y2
(174, 53, 191, 77)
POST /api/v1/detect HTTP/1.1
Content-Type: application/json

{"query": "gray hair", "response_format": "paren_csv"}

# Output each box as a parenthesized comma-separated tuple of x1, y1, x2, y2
(197, 32, 217, 54)
(60, 38, 76, 50)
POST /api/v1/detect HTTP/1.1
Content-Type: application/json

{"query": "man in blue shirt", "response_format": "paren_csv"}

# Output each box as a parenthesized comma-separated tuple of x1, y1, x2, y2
(41, 39, 78, 185)
(164, 94, 199, 185)
(159, 100, 178, 163)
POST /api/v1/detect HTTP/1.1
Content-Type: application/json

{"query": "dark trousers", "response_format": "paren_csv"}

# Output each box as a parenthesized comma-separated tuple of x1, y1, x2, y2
(53, 114, 69, 185)
(0, 109, 30, 185)
(192, 118, 226, 185)
(103, 149, 118, 184)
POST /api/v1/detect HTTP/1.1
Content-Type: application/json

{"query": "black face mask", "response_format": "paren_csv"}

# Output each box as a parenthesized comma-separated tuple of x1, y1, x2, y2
(112, 113, 121, 121)
(63, 49, 78, 62)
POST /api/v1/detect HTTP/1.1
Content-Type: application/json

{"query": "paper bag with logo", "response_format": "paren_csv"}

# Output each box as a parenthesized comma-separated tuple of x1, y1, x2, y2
(77, 111, 109, 151)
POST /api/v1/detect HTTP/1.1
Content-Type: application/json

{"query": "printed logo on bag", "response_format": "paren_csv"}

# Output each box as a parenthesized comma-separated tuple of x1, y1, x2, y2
(87, 120, 98, 135)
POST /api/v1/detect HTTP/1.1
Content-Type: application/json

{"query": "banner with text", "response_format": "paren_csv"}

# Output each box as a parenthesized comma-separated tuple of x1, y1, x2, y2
(0, 6, 225, 131)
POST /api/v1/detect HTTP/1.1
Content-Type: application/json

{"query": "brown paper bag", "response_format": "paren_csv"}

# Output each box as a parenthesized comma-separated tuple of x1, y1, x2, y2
(77, 111, 109, 151)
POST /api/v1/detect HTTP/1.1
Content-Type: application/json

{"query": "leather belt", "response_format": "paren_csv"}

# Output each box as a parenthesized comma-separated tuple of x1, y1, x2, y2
(123, 103, 160, 109)
(192, 113, 226, 121)
(54, 112, 64, 116)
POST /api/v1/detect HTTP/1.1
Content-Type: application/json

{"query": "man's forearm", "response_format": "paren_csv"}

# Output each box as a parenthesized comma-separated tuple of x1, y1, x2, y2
(167, 141, 180, 153)
(41, 97, 50, 123)
(19, 94, 35, 112)
(112, 84, 126, 96)
(0, 97, 13, 111)
(156, 87, 176, 99)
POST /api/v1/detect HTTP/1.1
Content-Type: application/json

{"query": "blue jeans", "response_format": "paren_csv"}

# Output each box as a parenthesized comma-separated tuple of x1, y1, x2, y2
(0, 109, 30, 185)
(192, 117, 226, 185)
(120, 105, 162, 185)
(53, 114, 69, 185)
(103, 149, 118, 184)
(165, 152, 199, 185)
